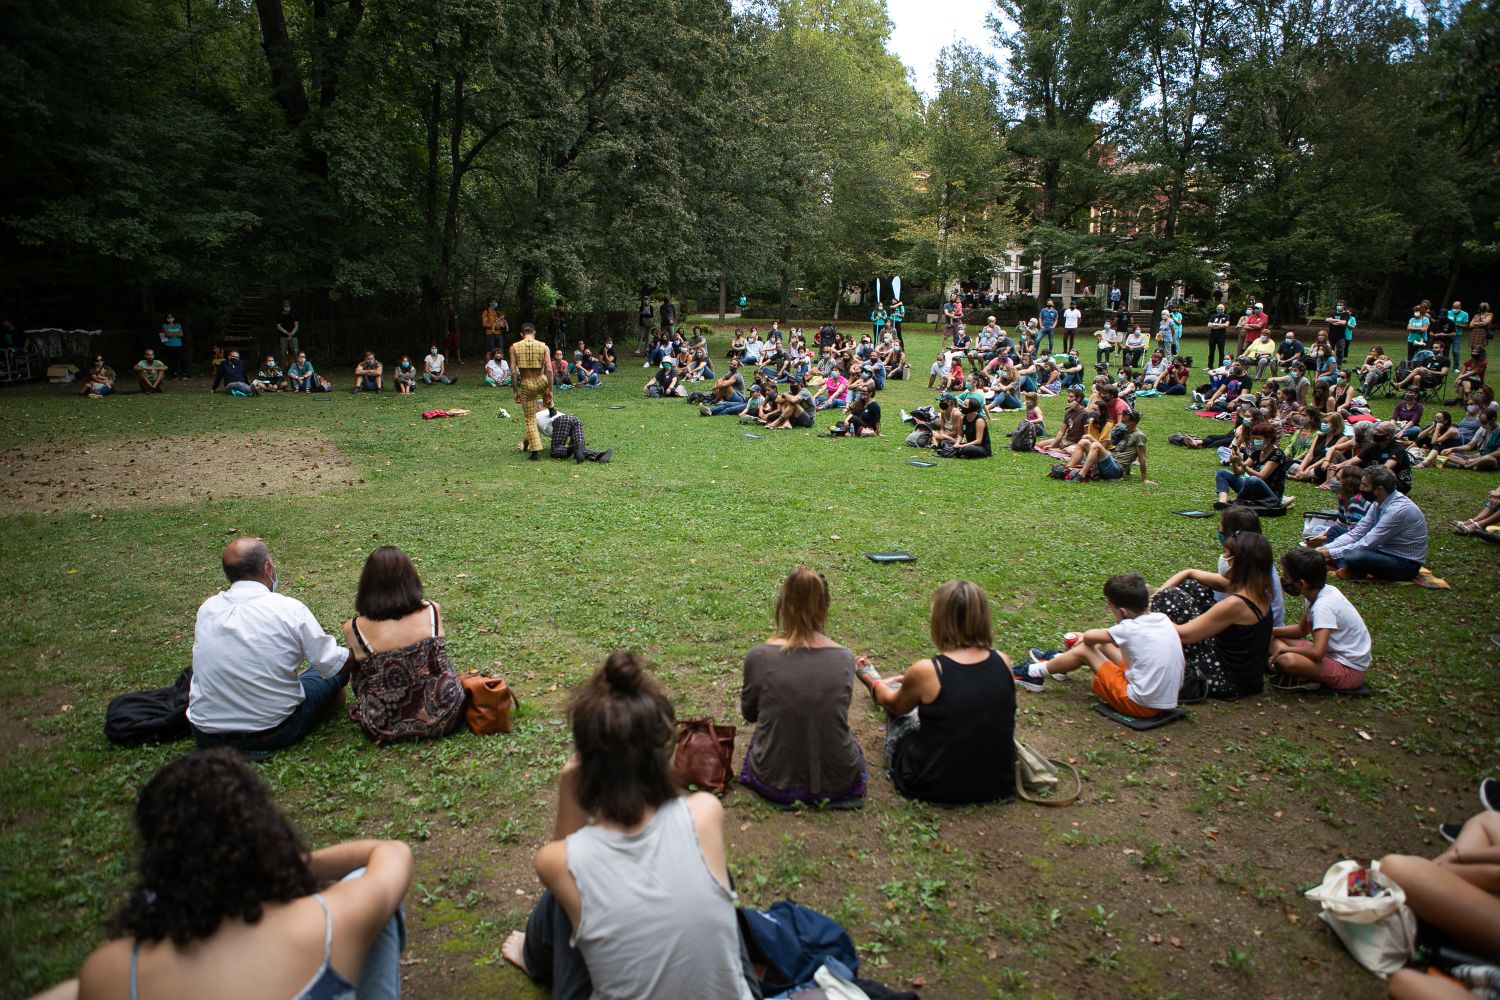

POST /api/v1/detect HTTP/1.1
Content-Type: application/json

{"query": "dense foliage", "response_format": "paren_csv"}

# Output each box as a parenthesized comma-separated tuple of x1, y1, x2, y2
(0, 0, 1495, 333)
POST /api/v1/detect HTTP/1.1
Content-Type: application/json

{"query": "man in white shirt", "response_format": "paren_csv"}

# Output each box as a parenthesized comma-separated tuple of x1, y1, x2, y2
(188, 538, 350, 753)
(1062, 303, 1083, 353)
(423, 346, 454, 384)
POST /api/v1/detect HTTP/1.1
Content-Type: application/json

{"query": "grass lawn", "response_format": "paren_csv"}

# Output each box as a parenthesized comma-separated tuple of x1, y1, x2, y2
(1, 323, 1496, 999)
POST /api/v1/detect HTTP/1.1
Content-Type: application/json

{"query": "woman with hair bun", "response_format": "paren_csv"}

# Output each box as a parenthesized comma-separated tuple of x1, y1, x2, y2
(75, 748, 409, 999)
(738, 567, 867, 808)
(856, 581, 1017, 805)
(503, 651, 756, 999)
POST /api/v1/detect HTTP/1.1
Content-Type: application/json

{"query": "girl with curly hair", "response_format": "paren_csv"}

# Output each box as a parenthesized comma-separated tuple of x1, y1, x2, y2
(76, 748, 409, 999)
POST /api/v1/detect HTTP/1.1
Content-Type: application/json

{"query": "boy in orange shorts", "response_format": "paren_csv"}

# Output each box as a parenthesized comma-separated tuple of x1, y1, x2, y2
(1013, 573, 1184, 718)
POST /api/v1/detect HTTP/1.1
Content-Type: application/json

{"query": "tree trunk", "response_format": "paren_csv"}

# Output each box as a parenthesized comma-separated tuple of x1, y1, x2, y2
(435, 71, 467, 295)
(778, 245, 791, 325)
(1440, 231, 1463, 308)
(518, 264, 538, 326)
(718, 278, 726, 321)
(1372, 271, 1395, 321)
(833, 278, 841, 320)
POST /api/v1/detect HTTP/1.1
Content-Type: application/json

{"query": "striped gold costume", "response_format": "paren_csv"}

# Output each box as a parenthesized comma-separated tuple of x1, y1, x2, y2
(511, 337, 551, 452)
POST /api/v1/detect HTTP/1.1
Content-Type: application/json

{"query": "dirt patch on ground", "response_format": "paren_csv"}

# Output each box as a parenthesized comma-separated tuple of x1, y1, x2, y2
(0, 432, 361, 513)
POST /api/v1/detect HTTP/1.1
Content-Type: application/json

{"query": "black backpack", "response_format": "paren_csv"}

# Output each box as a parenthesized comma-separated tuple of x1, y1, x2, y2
(1010, 421, 1036, 452)
(105, 668, 193, 747)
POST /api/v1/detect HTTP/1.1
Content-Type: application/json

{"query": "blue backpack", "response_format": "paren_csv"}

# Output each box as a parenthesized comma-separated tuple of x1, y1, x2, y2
(738, 899, 857, 993)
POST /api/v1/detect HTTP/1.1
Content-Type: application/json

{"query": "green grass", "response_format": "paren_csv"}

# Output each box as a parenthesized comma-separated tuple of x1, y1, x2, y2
(1, 326, 1496, 998)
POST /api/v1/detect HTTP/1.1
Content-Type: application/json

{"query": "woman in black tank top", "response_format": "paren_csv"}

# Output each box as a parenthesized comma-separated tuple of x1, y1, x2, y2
(1172, 534, 1275, 698)
(855, 581, 1016, 804)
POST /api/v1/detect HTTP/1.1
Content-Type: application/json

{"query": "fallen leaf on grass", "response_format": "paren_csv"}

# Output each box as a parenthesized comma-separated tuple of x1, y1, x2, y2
(1356, 729, 1373, 741)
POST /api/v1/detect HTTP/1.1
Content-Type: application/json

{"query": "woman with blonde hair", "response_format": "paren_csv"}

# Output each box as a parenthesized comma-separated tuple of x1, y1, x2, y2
(739, 568, 867, 807)
(856, 581, 1016, 804)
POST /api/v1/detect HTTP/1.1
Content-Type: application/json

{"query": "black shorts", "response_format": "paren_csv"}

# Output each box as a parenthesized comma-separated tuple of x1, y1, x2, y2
(792, 411, 814, 429)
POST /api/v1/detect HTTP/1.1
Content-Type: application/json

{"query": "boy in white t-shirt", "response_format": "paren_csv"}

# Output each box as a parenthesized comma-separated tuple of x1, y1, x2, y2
(1270, 548, 1372, 691)
(1013, 573, 1184, 718)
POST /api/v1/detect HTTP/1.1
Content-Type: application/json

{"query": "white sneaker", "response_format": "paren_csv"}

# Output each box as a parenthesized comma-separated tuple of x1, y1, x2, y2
(497, 407, 511, 419)
(900, 409, 912, 423)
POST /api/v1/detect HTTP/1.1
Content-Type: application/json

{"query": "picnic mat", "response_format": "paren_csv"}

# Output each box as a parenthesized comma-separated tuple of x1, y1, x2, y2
(1343, 566, 1450, 590)
(1092, 702, 1189, 730)
(1033, 445, 1071, 460)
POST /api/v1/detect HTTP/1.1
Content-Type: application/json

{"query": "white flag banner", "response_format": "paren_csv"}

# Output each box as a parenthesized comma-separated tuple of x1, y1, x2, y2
(892, 276, 901, 301)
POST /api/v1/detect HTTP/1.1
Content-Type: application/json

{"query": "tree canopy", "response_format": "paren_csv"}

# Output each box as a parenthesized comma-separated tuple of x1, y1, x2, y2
(1, 0, 1495, 331)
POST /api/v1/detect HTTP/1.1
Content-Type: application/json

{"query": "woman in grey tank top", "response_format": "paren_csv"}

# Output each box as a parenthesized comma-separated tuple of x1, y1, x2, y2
(502, 652, 757, 1000)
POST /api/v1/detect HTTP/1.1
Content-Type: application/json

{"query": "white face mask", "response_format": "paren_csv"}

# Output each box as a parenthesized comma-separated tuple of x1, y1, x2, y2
(1216, 554, 1231, 576)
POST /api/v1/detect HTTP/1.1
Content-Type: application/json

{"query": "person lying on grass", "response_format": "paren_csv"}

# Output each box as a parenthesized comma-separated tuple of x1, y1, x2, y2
(1013, 572, 1183, 719)
(503, 652, 756, 999)
(1268, 547, 1373, 693)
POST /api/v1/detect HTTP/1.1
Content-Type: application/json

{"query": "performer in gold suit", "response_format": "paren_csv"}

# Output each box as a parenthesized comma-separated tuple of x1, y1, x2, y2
(509, 323, 553, 460)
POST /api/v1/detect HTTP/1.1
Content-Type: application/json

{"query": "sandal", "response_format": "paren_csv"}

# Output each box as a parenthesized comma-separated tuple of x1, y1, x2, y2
(1454, 519, 1480, 535)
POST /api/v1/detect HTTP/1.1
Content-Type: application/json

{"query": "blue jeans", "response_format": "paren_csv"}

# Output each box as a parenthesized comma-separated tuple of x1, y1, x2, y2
(709, 392, 745, 416)
(193, 670, 347, 754)
(1216, 470, 1278, 504)
(1097, 454, 1124, 479)
(991, 392, 1022, 410)
(1338, 550, 1421, 581)
(340, 868, 406, 1000)
(1038, 327, 1054, 354)
(1162, 384, 1186, 395)
(422, 372, 453, 384)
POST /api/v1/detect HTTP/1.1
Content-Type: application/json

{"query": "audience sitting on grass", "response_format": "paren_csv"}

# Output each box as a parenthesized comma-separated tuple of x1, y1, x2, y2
(1014, 573, 1184, 720)
(938, 397, 991, 458)
(1152, 531, 1276, 700)
(210, 351, 256, 396)
(856, 581, 1017, 805)
(354, 352, 383, 393)
(1315, 465, 1428, 581)
(484, 350, 512, 387)
(1213, 421, 1289, 510)
(1437, 407, 1500, 470)
(132, 349, 167, 393)
(423, 346, 454, 385)
(760, 378, 816, 429)
(503, 652, 758, 999)
(1303, 469, 1372, 547)
(393, 355, 417, 394)
(738, 568, 867, 808)
(1058, 408, 1152, 483)
(1288, 412, 1346, 485)
(188, 538, 350, 754)
(1037, 387, 1087, 449)
(253, 355, 284, 393)
(285, 352, 319, 392)
(73, 749, 409, 1000)
(831, 394, 881, 436)
(1268, 547, 1373, 692)
(341, 546, 465, 743)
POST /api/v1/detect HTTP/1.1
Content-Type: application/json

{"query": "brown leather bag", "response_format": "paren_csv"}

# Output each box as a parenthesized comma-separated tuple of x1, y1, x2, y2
(460, 672, 520, 735)
(672, 717, 736, 794)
